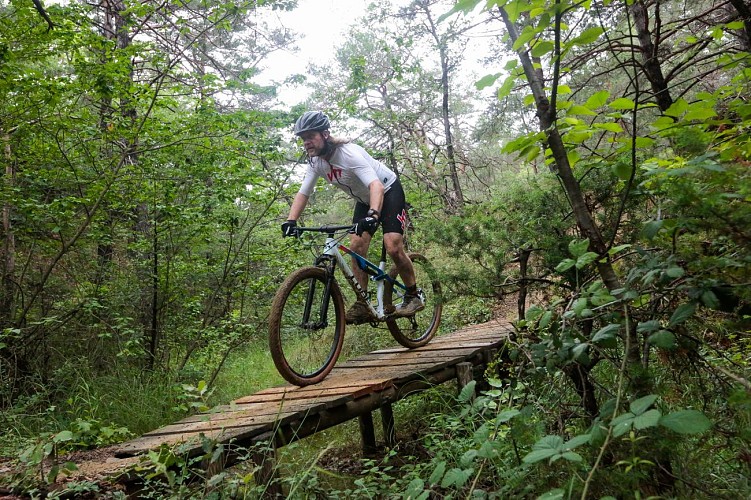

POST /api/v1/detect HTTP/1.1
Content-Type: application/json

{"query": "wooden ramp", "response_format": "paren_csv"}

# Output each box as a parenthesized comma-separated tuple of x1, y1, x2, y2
(72, 320, 513, 481)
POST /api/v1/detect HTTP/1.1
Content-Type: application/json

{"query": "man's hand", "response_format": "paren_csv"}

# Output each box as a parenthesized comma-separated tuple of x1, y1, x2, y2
(354, 216, 379, 236)
(281, 220, 299, 238)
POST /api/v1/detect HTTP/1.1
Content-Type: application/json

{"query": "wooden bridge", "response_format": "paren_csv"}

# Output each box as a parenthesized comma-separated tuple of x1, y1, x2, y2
(69, 320, 514, 490)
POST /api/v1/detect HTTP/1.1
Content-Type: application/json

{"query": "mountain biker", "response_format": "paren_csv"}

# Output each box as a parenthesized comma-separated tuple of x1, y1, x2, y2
(281, 111, 424, 324)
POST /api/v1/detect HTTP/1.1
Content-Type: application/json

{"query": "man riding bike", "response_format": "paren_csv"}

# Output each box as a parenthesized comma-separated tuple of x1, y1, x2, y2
(281, 111, 424, 324)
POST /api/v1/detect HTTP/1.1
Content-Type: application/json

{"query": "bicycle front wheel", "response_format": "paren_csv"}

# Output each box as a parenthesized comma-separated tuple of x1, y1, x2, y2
(269, 266, 345, 386)
(384, 253, 442, 348)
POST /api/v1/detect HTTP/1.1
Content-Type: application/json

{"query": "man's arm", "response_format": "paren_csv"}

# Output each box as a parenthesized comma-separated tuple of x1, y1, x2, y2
(368, 180, 384, 215)
(287, 192, 309, 221)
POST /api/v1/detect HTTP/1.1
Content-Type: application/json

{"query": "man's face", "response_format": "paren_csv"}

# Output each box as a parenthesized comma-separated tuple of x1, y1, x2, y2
(299, 130, 328, 157)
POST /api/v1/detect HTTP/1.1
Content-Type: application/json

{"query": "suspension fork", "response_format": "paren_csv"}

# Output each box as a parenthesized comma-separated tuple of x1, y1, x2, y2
(302, 255, 337, 327)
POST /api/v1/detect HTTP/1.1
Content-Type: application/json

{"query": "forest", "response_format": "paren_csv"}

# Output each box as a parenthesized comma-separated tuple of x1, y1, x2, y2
(0, 0, 750, 497)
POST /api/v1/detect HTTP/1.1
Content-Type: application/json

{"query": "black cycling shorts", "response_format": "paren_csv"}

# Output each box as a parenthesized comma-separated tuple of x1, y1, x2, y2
(353, 179, 408, 235)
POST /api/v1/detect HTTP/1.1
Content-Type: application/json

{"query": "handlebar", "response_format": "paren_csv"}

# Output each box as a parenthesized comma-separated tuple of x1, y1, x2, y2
(296, 224, 355, 236)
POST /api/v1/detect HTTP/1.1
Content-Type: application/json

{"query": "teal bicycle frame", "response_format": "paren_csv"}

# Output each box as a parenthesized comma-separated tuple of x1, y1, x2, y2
(312, 225, 408, 321)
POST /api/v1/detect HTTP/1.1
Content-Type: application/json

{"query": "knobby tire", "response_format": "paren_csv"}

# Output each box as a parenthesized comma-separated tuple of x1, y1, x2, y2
(384, 253, 442, 348)
(269, 266, 345, 386)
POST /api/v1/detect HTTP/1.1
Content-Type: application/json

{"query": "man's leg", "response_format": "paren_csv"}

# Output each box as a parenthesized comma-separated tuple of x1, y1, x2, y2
(384, 232, 424, 316)
(345, 231, 376, 325)
(383, 232, 416, 288)
(350, 231, 372, 291)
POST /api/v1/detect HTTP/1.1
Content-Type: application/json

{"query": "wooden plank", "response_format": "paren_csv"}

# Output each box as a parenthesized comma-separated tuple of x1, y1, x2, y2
(251, 378, 392, 396)
(178, 399, 327, 423)
(347, 347, 487, 363)
(346, 346, 484, 363)
(336, 356, 478, 371)
(371, 334, 509, 353)
(235, 387, 355, 404)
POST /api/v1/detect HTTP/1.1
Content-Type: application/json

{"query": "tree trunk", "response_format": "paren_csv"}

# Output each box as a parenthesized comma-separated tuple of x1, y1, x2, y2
(630, 0, 673, 112)
(517, 248, 531, 321)
(421, 1, 464, 212)
(0, 131, 15, 329)
(727, 0, 751, 52)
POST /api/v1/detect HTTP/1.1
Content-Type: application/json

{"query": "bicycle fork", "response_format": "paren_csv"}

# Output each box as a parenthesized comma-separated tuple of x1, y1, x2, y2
(301, 257, 338, 329)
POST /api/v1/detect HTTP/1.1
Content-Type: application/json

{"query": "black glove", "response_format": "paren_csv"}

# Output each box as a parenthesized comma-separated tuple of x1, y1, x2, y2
(354, 216, 379, 236)
(281, 220, 299, 238)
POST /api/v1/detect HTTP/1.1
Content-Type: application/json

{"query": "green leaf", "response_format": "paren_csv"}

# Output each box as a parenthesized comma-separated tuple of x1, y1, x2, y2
(496, 409, 521, 423)
(441, 467, 471, 488)
(669, 302, 697, 326)
(641, 220, 664, 240)
(565, 130, 593, 144)
(664, 98, 689, 117)
(684, 107, 717, 121)
(439, 0, 483, 19)
(647, 330, 676, 349)
(477, 440, 501, 459)
(538, 310, 552, 329)
(53, 430, 75, 443)
(476, 73, 501, 90)
(497, 74, 517, 100)
(637, 320, 661, 333)
(591, 323, 620, 347)
(576, 251, 599, 269)
(572, 342, 589, 361)
(531, 40, 554, 58)
(633, 409, 662, 429)
(568, 105, 597, 116)
(525, 304, 544, 321)
(611, 414, 635, 437)
(651, 115, 675, 130)
(538, 489, 565, 500)
(564, 434, 591, 449)
(608, 244, 631, 255)
(660, 410, 712, 434)
(613, 162, 633, 180)
(429, 461, 446, 485)
(586, 90, 610, 108)
(557, 451, 583, 462)
(571, 26, 605, 45)
(513, 27, 537, 51)
(665, 266, 684, 278)
(609, 97, 636, 110)
(594, 122, 624, 133)
(461, 449, 479, 466)
(459, 380, 477, 402)
(523, 448, 558, 464)
(701, 290, 720, 309)
(555, 258, 576, 272)
(568, 238, 590, 257)
(404, 478, 426, 500)
(630, 394, 658, 415)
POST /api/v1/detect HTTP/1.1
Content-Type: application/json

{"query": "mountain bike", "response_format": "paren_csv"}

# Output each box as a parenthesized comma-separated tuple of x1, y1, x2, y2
(268, 223, 442, 386)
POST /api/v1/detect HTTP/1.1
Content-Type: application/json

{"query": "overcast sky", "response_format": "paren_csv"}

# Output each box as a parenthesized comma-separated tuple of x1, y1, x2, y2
(257, 0, 414, 105)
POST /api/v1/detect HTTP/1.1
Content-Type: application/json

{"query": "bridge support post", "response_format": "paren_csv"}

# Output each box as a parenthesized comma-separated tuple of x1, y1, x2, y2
(381, 403, 396, 447)
(359, 412, 378, 456)
(252, 436, 283, 498)
(456, 362, 475, 401)
(477, 348, 498, 392)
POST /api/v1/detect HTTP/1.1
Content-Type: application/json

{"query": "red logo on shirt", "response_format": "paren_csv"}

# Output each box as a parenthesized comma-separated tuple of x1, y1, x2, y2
(326, 167, 343, 182)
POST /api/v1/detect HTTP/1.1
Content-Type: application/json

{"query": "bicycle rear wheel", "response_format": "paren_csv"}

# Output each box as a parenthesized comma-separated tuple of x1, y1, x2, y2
(384, 253, 442, 348)
(269, 266, 345, 386)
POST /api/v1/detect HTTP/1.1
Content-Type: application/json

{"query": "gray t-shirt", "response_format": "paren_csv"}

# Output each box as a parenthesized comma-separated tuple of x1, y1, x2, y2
(298, 143, 397, 205)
